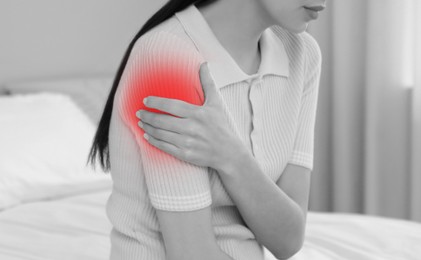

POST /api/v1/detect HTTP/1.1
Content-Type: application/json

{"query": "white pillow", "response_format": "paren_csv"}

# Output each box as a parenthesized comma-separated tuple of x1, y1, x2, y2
(0, 92, 111, 210)
(4, 76, 114, 123)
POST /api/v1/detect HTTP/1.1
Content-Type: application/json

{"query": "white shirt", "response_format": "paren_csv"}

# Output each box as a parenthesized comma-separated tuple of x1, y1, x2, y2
(107, 4, 322, 260)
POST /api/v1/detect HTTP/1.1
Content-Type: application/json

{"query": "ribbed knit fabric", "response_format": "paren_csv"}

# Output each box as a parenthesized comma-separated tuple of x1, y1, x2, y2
(106, 4, 321, 260)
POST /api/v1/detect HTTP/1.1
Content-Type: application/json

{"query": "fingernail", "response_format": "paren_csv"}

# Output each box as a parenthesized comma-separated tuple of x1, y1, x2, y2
(136, 111, 141, 118)
(143, 97, 148, 105)
(138, 121, 143, 128)
(143, 133, 149, 140)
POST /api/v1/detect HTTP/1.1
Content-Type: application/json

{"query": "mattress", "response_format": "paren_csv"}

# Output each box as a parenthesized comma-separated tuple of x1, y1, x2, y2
(0, 183, 420, 260)
(1, 79, 420, 259)
(0, 185, 112, 260)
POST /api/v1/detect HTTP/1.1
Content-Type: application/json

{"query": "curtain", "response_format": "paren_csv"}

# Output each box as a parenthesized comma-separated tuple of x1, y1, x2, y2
(307, 0, 421, 222)
(412, 0, 421, 221)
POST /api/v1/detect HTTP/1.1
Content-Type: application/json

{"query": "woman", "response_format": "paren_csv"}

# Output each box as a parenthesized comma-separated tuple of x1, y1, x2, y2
(89, 0, 324, 259)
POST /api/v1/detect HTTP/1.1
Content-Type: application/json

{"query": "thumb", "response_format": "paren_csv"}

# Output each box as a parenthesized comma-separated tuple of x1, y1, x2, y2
(199, 62, 218, 104)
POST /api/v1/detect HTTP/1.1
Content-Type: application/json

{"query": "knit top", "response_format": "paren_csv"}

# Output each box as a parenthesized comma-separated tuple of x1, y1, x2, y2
(106, 4, 321, 260)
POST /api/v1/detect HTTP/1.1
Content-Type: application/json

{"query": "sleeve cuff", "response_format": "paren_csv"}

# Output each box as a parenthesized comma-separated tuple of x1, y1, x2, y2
(149, 190, 212, 212)
(288, 151, 313, 171)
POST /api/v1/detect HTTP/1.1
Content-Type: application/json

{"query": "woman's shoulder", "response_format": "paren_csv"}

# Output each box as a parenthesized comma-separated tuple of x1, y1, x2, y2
(132, 16, 200, 59)
(270, 26, 321, 72)
(114, 17, 205, 129)
(300, 31, 322, 65)
(271, 26, 321, 60)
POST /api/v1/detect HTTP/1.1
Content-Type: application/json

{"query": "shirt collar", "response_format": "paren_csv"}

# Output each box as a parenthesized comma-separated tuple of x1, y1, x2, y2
(175, 4, 290, 89)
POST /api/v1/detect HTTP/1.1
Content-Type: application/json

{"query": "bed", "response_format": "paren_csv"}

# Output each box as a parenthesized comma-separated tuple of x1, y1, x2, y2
(1, 78, 420, 260)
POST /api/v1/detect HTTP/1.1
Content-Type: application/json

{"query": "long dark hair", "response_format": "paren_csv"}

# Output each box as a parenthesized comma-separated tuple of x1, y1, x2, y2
(88, 0, 213, 172)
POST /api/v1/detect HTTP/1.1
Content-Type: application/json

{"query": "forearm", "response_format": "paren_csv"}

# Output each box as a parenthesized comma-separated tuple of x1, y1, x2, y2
(216, 150, 305, 259)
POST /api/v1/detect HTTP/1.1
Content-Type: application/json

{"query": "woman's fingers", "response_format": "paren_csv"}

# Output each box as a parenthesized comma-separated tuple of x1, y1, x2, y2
(136, 110, 186, 134)
(142, 131, 183, 158)
(141, 122, 198, 163)
(140, 121, 186, 149)
(141, 62, 220, 120)
(199, 62, 219, 105)
(142, 96, 199, 118)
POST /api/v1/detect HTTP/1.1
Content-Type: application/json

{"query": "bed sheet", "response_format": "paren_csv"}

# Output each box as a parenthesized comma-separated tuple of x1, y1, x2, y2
(270, 212, 421, 260)
(0, 186, 420, 260)
(0, 187, 112, 260)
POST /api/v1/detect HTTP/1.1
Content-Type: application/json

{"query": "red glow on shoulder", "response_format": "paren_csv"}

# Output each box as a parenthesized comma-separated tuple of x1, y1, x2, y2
(121, 52, 205, 137)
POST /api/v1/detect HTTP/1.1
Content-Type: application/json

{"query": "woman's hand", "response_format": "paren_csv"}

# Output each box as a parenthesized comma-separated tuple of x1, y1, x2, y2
(136, 62, 247, 173)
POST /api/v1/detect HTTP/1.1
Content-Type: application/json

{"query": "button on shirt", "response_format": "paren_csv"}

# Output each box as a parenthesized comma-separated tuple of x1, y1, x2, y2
(107, 3, 322, 260)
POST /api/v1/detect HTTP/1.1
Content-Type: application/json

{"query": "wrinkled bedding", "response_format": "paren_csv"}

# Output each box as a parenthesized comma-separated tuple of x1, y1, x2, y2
(0, 184, 420, 260)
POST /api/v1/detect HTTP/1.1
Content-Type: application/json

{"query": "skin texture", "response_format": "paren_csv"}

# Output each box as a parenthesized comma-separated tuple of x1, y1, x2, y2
(135, 0, 326, 259)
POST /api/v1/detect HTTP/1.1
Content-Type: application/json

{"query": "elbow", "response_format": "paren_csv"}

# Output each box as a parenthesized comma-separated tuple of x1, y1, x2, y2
(273, 234, 304, 260)
(273, 213, 306, 259)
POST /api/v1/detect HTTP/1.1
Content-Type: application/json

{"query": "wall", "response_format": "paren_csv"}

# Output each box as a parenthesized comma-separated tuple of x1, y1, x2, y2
(0, 0, 165, 84)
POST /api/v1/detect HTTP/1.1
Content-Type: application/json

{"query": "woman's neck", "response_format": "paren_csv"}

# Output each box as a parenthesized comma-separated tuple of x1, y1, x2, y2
(196, 0, 273, 75)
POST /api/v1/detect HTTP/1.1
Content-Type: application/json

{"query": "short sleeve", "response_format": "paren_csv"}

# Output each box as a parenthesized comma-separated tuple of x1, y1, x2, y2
(288, 33, 322, 171)
(116, 31, 212, 211)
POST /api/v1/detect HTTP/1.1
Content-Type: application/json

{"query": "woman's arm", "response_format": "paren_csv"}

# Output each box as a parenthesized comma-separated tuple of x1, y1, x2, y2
(118, 33, 233, 258)
(216, 35, 321, 259)
(138, 35, 321, 258)
(215, 34, 321, 259)
(156, 206, 234, 260)
(137, 63, 309, 259)
(217, 151, 310, 260)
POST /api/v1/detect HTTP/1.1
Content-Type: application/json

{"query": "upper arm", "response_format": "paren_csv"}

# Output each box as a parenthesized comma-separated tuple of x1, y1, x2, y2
(116, 32, 212, 212)
(287, 33, 322, 171)
(277, 33, 321, 223)
(156, 206, 223, 260)
(116, 33, 228, 259)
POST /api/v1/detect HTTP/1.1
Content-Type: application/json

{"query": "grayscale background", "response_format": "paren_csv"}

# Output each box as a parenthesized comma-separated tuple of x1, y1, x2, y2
(1, 0, 420, 259)
(2, 0, 419, 221)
